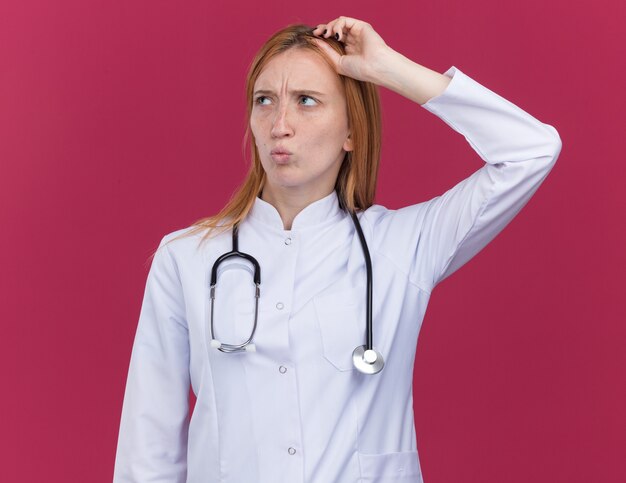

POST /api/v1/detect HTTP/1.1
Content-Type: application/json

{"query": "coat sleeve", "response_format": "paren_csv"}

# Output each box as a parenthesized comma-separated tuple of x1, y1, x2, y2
(370, 66, 562, 293)
(113, 235, 190, 482)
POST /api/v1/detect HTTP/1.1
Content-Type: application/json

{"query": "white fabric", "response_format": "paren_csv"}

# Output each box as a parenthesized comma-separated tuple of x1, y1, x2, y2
(113, 66, 562, 483)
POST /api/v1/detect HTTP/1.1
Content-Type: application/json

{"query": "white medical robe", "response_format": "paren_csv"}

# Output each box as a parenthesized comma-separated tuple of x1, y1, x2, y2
(113, 66, 562, 482)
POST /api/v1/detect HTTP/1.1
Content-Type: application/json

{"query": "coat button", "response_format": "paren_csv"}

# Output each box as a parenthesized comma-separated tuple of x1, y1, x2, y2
(284, 237, 292, 245)
(276, 302, 284, 310)
(279, 366, 287, 374)
(288, 447, 296, 455)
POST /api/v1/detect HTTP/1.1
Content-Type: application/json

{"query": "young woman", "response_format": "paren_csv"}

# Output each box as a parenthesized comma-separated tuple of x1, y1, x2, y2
(114, 16, 561, 483)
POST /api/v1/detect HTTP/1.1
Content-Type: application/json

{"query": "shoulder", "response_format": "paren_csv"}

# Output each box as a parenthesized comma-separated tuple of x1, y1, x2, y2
(361, 199, 434, 227)
(160, 225, 201, 246)
(361, 203, 389, 221)
(153, 224, 214, 264)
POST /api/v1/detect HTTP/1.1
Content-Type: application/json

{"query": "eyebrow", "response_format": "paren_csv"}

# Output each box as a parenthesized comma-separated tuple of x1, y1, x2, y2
(253, 89, 326, 97)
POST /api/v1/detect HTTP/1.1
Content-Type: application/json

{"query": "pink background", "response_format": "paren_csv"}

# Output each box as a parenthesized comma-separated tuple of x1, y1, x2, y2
(1, 0, 624, 482)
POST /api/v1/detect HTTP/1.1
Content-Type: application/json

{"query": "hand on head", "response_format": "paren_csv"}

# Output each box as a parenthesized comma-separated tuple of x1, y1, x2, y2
(311, 16, 390, 84)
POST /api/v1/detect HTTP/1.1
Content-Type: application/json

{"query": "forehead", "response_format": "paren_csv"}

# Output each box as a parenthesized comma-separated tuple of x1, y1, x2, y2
(254, 48, 342, 93)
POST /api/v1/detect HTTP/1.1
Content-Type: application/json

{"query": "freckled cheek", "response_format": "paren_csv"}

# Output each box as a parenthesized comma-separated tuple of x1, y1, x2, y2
(250, 119, 268, 151)
(303, 125, 347, 153)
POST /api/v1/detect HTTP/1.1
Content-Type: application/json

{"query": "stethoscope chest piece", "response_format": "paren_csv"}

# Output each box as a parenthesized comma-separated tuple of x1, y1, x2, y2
(352, 345, 385, 374)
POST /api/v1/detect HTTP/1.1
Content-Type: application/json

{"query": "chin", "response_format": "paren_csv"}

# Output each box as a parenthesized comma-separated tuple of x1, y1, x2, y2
(266, 169, 303, 186)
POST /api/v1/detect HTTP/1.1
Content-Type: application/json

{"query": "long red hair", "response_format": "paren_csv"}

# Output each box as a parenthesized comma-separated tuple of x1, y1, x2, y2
(158, 24, 381, 256)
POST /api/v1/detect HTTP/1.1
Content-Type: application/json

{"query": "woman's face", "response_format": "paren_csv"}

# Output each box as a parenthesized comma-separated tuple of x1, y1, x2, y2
(250, 47, 353, 199)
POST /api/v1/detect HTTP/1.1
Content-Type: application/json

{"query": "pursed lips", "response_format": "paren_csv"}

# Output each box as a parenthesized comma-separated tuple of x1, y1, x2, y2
(270, 146, 293, 163)
(270, 146, 293, 155)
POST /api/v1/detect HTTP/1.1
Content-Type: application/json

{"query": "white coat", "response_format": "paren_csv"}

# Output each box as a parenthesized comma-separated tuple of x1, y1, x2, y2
(113, 66, 562, 483)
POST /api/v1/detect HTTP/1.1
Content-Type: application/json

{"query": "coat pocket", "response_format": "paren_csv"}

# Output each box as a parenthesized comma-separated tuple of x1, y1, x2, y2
(358, 450, 422, 482)
(313, 288, 363, 371)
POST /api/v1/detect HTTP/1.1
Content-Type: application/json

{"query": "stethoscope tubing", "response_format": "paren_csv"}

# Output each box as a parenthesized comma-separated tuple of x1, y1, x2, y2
(349, 211, 374, 352)
(209, 224, 261, 353)
(208, 207, 384, 373)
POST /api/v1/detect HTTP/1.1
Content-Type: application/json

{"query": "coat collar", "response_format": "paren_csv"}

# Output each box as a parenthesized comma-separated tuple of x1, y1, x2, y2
(248, 190, 344, 231)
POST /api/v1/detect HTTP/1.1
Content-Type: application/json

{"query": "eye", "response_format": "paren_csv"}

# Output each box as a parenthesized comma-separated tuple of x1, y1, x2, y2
(255, 96, 271, 105)
(299, 95, 318, 106)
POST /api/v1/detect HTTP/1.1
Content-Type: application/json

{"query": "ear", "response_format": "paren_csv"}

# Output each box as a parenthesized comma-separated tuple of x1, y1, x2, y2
(343, 132, 353, 152)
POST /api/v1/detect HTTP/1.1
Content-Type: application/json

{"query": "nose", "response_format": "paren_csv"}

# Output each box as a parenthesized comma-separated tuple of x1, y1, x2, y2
(270, 103, 294, 139)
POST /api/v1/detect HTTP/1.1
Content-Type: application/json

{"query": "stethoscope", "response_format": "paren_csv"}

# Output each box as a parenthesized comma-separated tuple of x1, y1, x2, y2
(208, 207, 385, 375)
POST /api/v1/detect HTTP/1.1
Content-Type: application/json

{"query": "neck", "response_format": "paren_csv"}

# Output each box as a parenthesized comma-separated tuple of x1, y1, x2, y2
(260, 185, 334, 230)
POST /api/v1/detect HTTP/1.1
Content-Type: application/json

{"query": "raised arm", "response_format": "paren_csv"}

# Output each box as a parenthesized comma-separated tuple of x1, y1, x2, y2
(371, 65, 561, 291)
(314, 16, 562, 293)
(113, 236, 190, 482)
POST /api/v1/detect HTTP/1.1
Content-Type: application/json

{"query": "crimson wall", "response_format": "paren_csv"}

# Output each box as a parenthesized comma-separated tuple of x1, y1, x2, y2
(1, 0, 624, 481)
